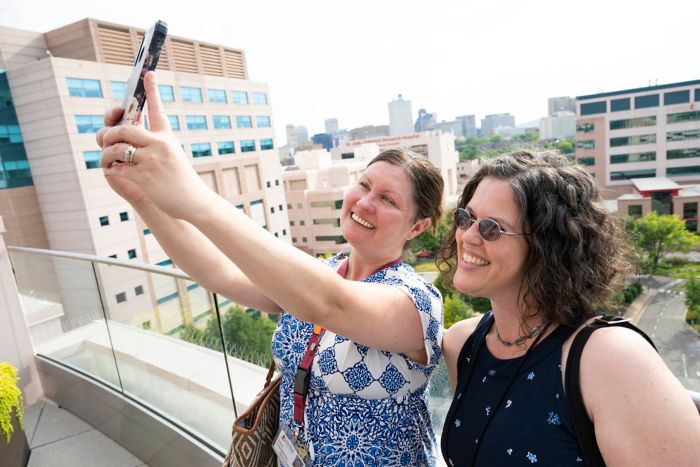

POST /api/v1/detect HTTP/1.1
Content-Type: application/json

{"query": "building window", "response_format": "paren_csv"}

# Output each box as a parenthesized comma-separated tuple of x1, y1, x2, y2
(181, 86, 203, 103)
(635, 94, 659, 109)
(252, 92, 268, 105)
(186, 115, 207, 130)
(266, 181, 271, 188)
(610, 98, 630, 112)
(128, 249, 137, 259)
(610, 152, 656, 164)
(116, 292, 127, 303)
(236, 116, 253, 128)
(297, 203, 303, 209)
(667, 148, 700, 160)
(282, 229, 287, 235)
(260, 138, 274, 150)
(276, 180, 280, 186)
(314, 218, 341, 227)
(217, 141, 235, 155)
(274, 232, 279, 237)
(120, 211, 129, 222)
(135, 285, 144, 296)
(628, 205, 642, 217)
(110, 81, 127, 100)
(668, 111, 700, 124)
(667, 166, 700, 177)
(83, 151, 101, 169)
(580, 101, 606, 116)
(99, 216, 109, 226)
(667, 129, 700, 142)
(256, 116, 271, 128)
(575, 140, 594, 150)
(577, 157, 595, 166)
(290, 220, 295, 226)
(157, 259, 173, 266)
(159, 85, 175, 102)
(208, 88, 227, 103)
(610, 134, 656, 147)
(609, 116, 656, 130)
(143, 229, 151, 235)
(213, 115, 232, 129)
(168, 115, 180, 131)
(292, 237, 297, 242)
(315, 235, 347, 244)
(67, 78, 102, 98)
(109, 254, 117, 259)
(576, 123, 594, 133)
(287, 204, 292, 209)
(279, 204, 283, 211)
(240, 139, 256, 152)
(0, 125, 22, 144)
(664, 90, 690, 106)
(302, 237, 307, 242)
(271, 206, 275, 214)
(341, 152, 355, 160)
(684, 202, 698, 231)
(192, 143, 212, 158)
(300, 220, 305, 226)
(76, 115, 103, 133)
(232, 90, 248, 104)
(610, 169, 656, 181)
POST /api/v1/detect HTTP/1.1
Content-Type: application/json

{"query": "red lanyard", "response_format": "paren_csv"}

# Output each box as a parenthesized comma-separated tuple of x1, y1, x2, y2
(292, 255, 402, 424)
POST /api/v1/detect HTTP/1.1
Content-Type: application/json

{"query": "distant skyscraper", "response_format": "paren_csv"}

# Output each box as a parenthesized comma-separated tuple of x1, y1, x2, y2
(480, 113, 515, 136)
(456, 115, 477, 138)
(286, 124, 309, 147)
(311, 133, 334, 150)
(548, 96, 576, 117)
(388, 95, 413, 135)
(414, 108, 437, 132)
(324, 118, 339, 136)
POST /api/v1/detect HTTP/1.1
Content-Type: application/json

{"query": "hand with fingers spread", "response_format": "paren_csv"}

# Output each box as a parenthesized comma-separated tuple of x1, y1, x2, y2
(99, 71, 213, 219)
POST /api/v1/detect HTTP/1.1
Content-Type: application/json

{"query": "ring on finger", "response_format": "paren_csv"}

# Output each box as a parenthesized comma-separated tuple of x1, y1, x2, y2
(123, 145, 137, 164)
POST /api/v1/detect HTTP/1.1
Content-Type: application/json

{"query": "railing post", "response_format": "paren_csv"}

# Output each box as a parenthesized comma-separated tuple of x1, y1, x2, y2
(0, 216, 44, 404)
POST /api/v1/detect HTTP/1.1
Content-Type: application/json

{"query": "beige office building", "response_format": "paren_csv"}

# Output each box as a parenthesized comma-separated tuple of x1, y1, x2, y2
(0, 19, 289, 329)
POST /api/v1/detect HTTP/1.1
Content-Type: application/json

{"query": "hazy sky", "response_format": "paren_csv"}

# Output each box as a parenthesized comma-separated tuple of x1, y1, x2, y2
(1, 0, 698, 143)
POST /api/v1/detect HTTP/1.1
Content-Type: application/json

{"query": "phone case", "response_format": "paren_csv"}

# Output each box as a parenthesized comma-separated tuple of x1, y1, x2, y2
(119, 20, 168, 125)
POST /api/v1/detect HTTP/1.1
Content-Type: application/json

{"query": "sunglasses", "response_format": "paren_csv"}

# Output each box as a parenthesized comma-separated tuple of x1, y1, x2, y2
(453, 208, 530, 241)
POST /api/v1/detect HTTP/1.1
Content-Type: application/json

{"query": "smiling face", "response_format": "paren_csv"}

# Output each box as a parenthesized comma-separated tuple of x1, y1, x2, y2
(453, 176, 530, 307)
(340, 161, 428, 260)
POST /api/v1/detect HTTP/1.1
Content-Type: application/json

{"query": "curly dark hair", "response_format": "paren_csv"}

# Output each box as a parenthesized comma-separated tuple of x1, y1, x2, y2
(436, 150, 636, 326)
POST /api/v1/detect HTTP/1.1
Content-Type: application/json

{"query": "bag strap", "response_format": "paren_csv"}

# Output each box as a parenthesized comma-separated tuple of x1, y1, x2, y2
(264, 360, 276, 388)
(564, 316, 656, 467)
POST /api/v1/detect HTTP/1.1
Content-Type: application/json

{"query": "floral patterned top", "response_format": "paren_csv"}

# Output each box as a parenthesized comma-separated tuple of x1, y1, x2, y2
(271, 254, 444, 466)
(441, 313, 585, 466)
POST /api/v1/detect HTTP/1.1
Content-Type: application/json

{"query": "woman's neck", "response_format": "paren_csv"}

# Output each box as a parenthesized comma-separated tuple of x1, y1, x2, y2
(344, 249, 402, 281)
(488, 300, 549, 358)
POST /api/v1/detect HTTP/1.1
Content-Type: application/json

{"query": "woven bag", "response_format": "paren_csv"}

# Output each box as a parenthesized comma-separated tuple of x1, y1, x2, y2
(223, 362, 280, 467)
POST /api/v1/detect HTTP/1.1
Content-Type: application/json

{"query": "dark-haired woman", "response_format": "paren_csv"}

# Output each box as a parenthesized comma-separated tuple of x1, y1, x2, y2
(439, 151, 700, 466)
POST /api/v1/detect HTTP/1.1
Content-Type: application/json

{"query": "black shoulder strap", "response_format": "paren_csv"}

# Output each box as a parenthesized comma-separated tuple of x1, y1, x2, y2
(564, 316, 656, 467)
(441, 311, 493, 456)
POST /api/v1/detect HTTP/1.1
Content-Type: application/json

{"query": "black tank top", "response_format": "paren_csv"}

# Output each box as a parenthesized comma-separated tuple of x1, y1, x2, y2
(442, 313, 585, 466)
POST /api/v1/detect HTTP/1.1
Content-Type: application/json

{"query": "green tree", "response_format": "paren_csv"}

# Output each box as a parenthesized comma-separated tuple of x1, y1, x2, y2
(626, 212, 700, 274)
(557, 139, 574, 154)
(444, 293, 477, 328)
(685, 276, 700, 332)
(181, 306, 276, 366)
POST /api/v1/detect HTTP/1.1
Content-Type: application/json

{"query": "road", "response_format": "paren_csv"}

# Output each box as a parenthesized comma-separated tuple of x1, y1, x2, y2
(634, 276, 700, 392)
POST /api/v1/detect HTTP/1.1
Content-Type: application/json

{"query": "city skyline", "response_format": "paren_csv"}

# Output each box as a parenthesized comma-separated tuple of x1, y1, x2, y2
(1, 0, 698, 143)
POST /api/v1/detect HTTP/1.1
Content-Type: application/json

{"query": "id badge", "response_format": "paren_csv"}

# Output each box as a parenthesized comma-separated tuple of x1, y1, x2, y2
(273, 424, 312, 467)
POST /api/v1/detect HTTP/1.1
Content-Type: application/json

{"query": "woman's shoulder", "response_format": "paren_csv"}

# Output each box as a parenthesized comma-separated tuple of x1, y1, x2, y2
(443, 315, 483, 357)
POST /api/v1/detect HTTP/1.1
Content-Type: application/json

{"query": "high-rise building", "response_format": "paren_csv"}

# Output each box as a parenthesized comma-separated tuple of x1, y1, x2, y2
(324, 118, 339, 136)
(388, 95, 413, 136)
(575, 79, 700, 227)
(480, 113, 515, 136)
(540, 112, 576, 140)
(286, 124, 309, 147)
(311, 133, 334, 150)
(456, 115, 477, 138)
(0, 18, 290, 324)
(414, 109, 437, 133)
(548, 96, 576, 117)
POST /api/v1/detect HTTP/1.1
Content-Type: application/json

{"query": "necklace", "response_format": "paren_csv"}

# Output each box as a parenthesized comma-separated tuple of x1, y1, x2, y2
(495, 321, 547, 347)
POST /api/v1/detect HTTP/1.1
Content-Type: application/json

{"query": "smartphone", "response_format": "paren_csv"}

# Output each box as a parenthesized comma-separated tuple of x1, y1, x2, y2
(119, 20, 168, 125)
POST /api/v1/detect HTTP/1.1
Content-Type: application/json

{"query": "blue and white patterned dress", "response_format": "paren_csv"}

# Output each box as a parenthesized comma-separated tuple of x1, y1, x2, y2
(271, 254, 444, 466)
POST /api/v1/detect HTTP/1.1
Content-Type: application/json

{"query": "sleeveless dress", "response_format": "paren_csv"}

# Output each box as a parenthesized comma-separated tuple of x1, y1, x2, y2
(272, 254, 444, 466)
(441, 313, 585, 466)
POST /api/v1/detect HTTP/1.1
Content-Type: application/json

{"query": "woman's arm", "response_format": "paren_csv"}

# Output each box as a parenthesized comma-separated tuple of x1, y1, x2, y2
(99, 72, 431, 360)
(443, 317, 481, 392)
(577, 327, 700, 466)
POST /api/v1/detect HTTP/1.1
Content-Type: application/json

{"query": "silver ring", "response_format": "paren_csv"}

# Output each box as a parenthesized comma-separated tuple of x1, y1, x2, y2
(123, 145, 137, 164)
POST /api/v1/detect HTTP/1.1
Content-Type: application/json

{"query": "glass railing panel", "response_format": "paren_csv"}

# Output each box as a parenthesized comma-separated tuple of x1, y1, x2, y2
(9, 250, 122, 389)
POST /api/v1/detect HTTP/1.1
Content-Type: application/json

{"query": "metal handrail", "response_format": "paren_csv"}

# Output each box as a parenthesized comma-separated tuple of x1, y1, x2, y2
(690, 390, 700, 414)
(7, 245, 190, 280)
